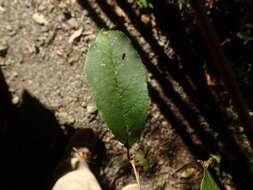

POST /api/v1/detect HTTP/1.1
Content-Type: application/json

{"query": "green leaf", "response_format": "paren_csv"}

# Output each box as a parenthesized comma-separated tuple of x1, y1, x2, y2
(137, 0, 153, 9)
(226, 105, 239, 121)
(200, 165, 220, 190)
(180, 167, 196, 178)
(236, 32, 253, 41)
(84, 30, 149, 146)
(136, 150, 150, 172)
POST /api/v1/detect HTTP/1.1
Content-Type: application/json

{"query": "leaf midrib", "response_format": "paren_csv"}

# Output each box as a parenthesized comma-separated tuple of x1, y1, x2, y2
(108, 39, 130, 143)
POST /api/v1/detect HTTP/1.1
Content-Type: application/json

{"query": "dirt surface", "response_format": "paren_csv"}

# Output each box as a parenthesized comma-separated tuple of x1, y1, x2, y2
(0, 0, 227, 190)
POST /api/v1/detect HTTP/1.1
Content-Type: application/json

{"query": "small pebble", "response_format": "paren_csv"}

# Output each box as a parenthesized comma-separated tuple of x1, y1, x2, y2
(68, 57, 76, 65)
(55, 111, 75, 125)
(161, 121, 168, 127)
(12, 71, 18, 78)
(87, 104, 97, 114)
(9, 88, 16, 93)
(32, 13, 49, 25)
(27, 80, 33, 85)
(12, 96, 19, 105)
(67, 18, 78, 29)
(70, 0, 77, 4)
(81, 102, 86, 108)
(0, 6, 5, 12)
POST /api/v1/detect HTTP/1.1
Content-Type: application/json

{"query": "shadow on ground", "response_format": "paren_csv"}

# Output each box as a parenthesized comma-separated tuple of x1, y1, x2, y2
(0, 67, 107, 190)
(0, 68, 70, 190)
(77, 0, 253, 189)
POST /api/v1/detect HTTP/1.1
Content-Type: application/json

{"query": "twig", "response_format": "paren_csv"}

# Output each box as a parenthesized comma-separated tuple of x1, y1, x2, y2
(130, 159, 141, 190)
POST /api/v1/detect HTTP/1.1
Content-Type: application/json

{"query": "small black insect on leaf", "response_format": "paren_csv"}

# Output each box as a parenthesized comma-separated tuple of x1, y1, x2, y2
(122, 53, 126, 60)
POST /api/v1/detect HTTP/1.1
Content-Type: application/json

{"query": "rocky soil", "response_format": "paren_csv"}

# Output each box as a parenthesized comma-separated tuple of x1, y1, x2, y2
(0, 0, 205, 190)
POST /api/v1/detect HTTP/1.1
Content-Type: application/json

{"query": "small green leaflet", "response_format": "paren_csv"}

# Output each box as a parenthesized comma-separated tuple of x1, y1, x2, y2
(200, 165, 220, 190)
(84, 30, 149, 146)
(136, 150, 150, 172)
(236, 31, 253, 41)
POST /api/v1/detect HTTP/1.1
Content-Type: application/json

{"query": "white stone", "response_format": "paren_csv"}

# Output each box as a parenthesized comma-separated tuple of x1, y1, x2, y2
(32, 13, 48, 25)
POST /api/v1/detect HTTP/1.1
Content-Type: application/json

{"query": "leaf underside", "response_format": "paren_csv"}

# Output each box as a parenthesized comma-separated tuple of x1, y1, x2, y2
(84, 30, 149, 146)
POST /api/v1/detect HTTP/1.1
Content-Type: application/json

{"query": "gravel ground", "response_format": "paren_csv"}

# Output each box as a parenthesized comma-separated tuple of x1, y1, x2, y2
(0, 0, 203, 190)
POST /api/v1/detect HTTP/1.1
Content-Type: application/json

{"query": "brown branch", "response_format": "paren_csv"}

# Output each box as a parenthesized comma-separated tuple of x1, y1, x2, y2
(189, 0, 253, 147)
